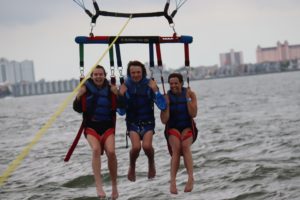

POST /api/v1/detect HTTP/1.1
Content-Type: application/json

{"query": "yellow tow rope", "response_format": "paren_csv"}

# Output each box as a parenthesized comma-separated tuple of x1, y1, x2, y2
(0, 16, 132, 187)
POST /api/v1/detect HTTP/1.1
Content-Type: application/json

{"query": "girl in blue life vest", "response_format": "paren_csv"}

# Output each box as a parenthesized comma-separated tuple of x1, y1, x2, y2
(160, 73, 198, 194)
(73, 65, 120, 199)
(118, 60, 167, 182)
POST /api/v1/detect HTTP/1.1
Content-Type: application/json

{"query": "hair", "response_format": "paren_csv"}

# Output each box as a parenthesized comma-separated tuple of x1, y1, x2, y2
(126, 60, 147, 78)
(91, 65, 107, 77)
(168, 73, 184, 85)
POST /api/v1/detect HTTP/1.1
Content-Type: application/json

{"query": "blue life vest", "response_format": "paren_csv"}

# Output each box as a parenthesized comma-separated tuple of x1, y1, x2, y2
(125, 77, 154, 124)
(168, 87, 191, 129)
(85, 79, 112, 121)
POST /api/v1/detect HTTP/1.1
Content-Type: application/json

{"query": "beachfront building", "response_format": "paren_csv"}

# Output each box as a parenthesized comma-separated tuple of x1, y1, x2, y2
(256, 41, 300, 63)
(219, 49, 244, 67)
(0, 58, 35, 84)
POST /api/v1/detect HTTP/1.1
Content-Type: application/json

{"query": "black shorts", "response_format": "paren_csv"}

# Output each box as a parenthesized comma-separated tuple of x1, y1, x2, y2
(85, 120, 114, 136)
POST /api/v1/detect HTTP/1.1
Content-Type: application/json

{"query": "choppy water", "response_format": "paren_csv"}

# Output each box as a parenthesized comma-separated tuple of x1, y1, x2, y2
(1, 71, 300, 200)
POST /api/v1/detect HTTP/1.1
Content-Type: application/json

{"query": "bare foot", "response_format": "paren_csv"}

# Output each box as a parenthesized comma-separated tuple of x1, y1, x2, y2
(127, 166, 136, 182)
(184, 178, 194, 192)
(111, 186, 119, 200)
(148, 162, 156, 179)
(96, 186, 106, 197)
(170, 181, 178, 194)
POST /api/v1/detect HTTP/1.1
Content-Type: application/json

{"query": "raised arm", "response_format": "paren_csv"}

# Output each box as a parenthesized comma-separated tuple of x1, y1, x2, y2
(186, 88, 197, 118)
(148, 79, 167, 111)
(73, 85, 87, 113)
(160, 94, 170, 124)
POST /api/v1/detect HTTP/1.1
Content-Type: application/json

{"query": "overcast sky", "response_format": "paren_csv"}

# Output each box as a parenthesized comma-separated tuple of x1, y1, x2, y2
(1, 0, 300, 81)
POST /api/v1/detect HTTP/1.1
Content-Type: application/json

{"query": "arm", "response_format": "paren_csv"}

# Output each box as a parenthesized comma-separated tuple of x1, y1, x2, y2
(73, 85, 87, 113)
(148, 79, 167, 111)
(154, 90, 167, 111)
(160, 94, 170, 124)
(186, 88, 197, 118)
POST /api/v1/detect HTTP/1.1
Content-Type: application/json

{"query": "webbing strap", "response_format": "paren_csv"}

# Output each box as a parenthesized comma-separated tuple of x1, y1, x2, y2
(64, 120, 85, 162)
(155, 43, 162, 67)
(114, 44, 125, 84)
(115, 44, 122, 67)
(184, 43, 190, 87)
(79, 44, 84, 76)
(109, 44, 114, 67)
(184, 43, 190, 67)
(149, 43, 155, 67)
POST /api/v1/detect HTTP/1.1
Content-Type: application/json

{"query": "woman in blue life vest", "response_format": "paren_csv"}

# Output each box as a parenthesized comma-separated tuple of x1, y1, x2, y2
(160, 73, 198, 194)
(73, 65, 120, 199)
(118, 60, 167, 182)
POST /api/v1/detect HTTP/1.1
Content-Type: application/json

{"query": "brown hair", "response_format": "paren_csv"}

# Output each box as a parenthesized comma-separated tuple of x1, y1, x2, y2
(168, 73, 184, 85)
(91, 65, 107, 77)
(127, 60, 147, 78)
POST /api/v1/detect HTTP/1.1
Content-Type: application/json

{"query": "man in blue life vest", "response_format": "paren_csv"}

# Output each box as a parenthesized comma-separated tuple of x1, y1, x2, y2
(160, 73, 198, 194)
(73, 65, 121, 199)
(118, 60, 167, 182)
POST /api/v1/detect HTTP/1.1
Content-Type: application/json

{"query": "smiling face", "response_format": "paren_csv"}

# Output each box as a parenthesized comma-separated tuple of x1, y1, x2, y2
(129, 65, 143, 82)
(169, 77, 183, 95)
(91, 67, 106, 87)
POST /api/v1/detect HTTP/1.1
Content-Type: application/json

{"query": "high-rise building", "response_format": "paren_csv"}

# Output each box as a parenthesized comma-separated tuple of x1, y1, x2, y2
(219, 49, 244, 67)
(0, 58, 9, 82)
(0, 58, 35, 83)
(256, 41, 300, 63)
(20, 60, 35, 82)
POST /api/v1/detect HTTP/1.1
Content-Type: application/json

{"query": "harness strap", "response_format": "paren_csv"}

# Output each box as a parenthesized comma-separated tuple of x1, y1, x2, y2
(115, 44, 124, 84)
(155, 43, 163, 67)
(149, 43, 155, 79)
(64, 119, 85, 162)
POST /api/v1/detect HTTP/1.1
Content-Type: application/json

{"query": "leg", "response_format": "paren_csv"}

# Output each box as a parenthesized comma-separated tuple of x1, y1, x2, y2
(168, 132, 181, 194)
(181, 129, 194, 192)
(86, 134, 106, 197)
(142, 130, 156, 179)
(104, 134, 119, 200)
(128, 131, 141, 182)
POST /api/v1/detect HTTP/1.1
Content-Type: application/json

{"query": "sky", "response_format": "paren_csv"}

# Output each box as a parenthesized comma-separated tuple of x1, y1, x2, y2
(0, 0, 300, 81)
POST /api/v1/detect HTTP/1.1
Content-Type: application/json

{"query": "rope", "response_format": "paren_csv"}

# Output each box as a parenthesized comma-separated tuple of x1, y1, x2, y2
(73, 0, 86, 10)
(0, 16, 132, 188)
(175, 0, 188, 10)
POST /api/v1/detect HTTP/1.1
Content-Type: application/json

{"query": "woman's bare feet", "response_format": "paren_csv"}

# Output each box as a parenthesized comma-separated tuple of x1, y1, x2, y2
(170, 180, 178, 194)
(97, 188, 106, 199)
(184, 177, 194, 192)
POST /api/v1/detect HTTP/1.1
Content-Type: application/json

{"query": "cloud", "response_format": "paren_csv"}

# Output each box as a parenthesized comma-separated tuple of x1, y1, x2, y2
(0, 0, 72, 26)
(1, 0, 300, 81)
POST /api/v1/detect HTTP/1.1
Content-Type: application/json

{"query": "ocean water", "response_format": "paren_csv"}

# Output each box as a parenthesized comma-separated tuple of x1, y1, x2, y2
(1, 71, 300, 200)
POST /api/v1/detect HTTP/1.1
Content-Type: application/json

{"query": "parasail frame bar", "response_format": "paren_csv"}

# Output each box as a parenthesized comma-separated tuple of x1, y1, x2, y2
(75, 35, 193, 44)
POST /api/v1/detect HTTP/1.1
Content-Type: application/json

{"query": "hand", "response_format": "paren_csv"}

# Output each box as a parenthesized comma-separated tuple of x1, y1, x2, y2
(110, 85, 118, 95)
(76, 85, 86, 100)
(119, 84, 127, 96)
(186, 87, 194, 99)
(164, 94, 170, 105)
(148, 79, 158, 92)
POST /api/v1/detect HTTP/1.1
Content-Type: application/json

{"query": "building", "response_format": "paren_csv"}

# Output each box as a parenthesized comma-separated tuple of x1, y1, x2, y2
(219, 49, 244, 67)
(256, 41, 300, 63)
(0, 58, 35, 84)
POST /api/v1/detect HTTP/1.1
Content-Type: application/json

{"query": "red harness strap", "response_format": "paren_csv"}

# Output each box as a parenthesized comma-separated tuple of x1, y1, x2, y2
(64, 93, 87, 162)
(165, 122, 197, 156)
(64, 120, 85, 162)
(85, 127, 115, 155)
